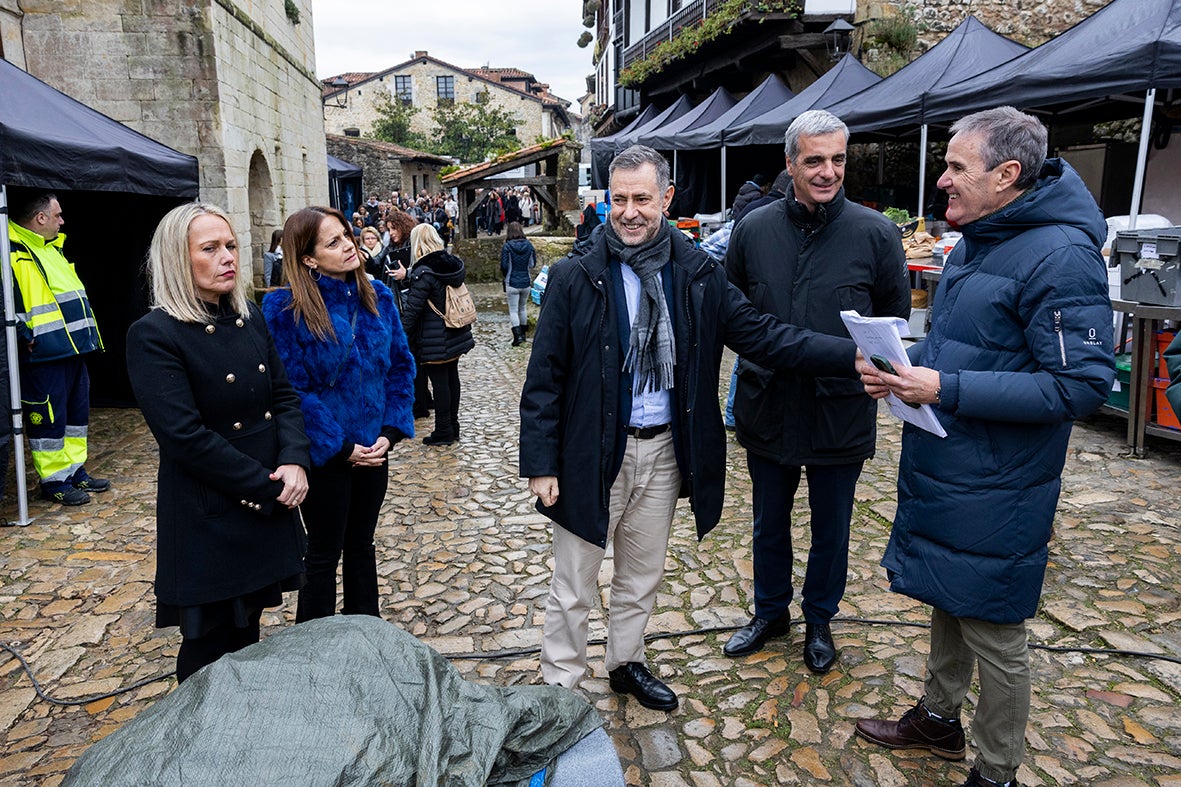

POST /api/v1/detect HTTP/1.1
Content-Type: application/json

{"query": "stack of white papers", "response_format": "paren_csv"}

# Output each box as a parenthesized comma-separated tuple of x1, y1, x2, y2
(839, 310, 947, 438)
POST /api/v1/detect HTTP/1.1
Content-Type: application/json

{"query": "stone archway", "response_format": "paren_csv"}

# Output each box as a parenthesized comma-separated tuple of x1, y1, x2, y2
(248, 149, 278, 288)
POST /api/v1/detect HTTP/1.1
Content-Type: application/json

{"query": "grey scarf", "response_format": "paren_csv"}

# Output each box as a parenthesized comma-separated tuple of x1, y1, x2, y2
(605, 219, 675, 394)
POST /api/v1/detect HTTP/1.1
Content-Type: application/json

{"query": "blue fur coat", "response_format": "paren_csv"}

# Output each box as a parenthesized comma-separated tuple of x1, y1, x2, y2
(264, 276, 416, 466)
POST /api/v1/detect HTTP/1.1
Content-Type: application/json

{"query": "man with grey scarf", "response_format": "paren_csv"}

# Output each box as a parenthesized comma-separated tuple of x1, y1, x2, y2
(520, 146, 861, 711)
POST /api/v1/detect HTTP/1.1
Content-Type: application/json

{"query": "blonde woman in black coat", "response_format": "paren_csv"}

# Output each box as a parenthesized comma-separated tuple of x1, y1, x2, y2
(400, 223, 474, 446)
(127, 203, 310, 683)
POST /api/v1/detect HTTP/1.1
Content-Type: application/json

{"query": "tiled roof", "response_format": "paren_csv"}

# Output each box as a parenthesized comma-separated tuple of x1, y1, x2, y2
(441, 138, 574, 184)
(325, 133, 452, 165)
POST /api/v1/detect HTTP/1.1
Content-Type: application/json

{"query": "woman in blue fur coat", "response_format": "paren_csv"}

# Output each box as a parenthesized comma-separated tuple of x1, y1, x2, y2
(263, 206, 416, 621)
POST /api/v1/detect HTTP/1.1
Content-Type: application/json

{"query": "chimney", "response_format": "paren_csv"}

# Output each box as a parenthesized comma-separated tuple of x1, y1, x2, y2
(414, 51, 428, 59)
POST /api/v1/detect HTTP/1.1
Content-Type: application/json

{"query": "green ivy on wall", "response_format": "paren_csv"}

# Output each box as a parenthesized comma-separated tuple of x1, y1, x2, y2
(618, 0, 801, 88)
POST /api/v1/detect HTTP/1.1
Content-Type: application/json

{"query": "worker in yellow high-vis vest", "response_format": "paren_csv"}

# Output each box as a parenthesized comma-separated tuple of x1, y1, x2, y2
(8, 191, 109, 506)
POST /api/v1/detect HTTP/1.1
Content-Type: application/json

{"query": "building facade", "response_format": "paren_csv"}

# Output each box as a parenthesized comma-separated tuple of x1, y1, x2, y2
(2, 0, 328, 284)
(584, 0, 1125, 131)
(322, 52, 572, 151)
(325, 134, 451, 199)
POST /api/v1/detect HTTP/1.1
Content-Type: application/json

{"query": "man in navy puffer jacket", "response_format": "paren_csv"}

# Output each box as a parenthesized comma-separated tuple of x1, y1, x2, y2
(853, 107, 1115, 787)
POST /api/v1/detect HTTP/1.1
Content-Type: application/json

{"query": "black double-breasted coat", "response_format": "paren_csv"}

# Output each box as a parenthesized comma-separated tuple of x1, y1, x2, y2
(126, 303, 310, 608)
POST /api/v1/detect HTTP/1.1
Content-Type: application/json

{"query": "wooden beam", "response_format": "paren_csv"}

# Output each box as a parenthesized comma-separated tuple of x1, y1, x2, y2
(462, 175, 558, 189)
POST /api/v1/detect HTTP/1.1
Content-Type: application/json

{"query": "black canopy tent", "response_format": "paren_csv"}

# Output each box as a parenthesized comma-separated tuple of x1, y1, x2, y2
(589, 104, 661, 189)
(1, 57, 199, 525)
(328, 154, 363, 217)
(639, 87, 738, 218)
(723, 54, 881, 147)
(612, 95, 695, 151)
(922, 0, 1181, 228)
(673, 75, 796, 216)
(638, 88, 737, 150)
(825, 16, 1029, 215)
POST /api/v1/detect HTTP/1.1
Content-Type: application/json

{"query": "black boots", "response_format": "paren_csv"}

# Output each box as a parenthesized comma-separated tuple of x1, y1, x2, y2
(511, 325, 526, 347)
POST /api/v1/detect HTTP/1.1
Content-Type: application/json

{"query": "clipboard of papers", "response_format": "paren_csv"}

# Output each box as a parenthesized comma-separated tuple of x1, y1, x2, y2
(840, 310, 947, 438)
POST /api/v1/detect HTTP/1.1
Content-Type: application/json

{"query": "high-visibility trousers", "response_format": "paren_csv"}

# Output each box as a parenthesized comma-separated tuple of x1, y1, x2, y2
(20, 355, 90, 489)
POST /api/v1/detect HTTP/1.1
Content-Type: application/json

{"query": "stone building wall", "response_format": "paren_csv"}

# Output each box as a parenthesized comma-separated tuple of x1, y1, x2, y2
(12, 0, 328, 284)
(325, 135, 448, 197)
(323, 58, 550, 147)
(862, 0, 1116, 48)
(0, 0, 25, 69)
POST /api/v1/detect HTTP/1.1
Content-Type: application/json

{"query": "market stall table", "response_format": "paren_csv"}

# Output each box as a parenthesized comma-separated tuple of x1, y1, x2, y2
(1108, 299, 1181, 456)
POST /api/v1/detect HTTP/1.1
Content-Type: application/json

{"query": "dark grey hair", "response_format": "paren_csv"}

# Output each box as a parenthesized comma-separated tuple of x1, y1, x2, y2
(950, 106, 1047, 191)
(784, 110, 849, 161)
(609, 145, 671, 194)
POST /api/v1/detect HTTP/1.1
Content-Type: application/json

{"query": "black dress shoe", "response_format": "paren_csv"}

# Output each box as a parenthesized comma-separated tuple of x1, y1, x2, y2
(608, 662, 678, 711)
(723, 613, 791, 657)
(803, 621, 838, 673)
(422, 433, 455, 446)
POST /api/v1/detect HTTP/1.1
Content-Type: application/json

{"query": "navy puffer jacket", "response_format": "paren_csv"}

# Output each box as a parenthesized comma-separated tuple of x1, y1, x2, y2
(500, 238, 536, 289)
(883, 159, 1115, 624)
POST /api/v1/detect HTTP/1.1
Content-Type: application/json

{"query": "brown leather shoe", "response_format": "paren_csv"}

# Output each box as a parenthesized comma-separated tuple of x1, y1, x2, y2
(855, 698, 966, 760)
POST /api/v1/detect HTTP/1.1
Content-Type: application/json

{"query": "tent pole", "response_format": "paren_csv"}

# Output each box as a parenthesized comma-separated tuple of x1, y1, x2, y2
(673, 150, 679, 184)
(0, 185, 30, 527)
(721, 146, 728, 217)
(1128, 88, 1155, 231)
(917, 124, 928, 218)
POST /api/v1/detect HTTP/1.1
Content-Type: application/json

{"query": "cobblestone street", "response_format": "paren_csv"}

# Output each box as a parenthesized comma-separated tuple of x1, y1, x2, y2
(1, 284, 1179, 786)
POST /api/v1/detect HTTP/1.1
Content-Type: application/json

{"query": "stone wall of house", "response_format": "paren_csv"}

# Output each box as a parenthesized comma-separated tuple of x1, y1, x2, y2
(325, 136, 447, 197)
(14, 0, 328, 284)
(0, 0, 25, 69)
(323, 59, 550, 148)
(862, 0, 1116, 49)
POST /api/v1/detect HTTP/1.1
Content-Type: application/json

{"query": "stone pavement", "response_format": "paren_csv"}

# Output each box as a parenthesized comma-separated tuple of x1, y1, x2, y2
(1, 283, 1179, 786)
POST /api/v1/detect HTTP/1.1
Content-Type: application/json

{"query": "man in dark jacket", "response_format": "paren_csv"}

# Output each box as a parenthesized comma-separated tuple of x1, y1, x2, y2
(722, 110, 910, 672)
(853, 107, 1114, 787)
(730, 173, 766, 220)
(519, 145, 858, 711)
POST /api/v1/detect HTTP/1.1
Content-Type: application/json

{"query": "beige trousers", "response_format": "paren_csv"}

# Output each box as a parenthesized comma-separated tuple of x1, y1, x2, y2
(540, 431, 681, 689)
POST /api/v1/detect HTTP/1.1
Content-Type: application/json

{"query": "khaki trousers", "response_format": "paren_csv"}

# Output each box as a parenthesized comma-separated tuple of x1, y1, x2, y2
(925, 607, 1031, 784)
(540, 431, 681, 689)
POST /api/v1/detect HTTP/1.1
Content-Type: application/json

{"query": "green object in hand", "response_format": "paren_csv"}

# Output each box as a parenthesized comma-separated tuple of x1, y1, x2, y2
(870, 355, 921, 408)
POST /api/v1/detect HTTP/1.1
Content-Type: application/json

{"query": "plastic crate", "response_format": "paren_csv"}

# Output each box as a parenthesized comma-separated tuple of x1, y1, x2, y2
(1108, 353, 1132, 410)
(1152, 378, 1180, 430)
(1117, 226, 1181, 305)
(1157, 330, 1176, 379)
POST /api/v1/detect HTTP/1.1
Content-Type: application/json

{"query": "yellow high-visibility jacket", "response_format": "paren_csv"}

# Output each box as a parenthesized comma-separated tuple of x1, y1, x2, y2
(8, 221, 102, 362)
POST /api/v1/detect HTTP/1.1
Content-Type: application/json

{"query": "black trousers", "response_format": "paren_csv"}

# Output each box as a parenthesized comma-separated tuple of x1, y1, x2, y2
(296, 459, 388, 622)
(424, 360, 461, 439)
(413, 364, 433, 415)
(176, 615, 260, 683)
(747, 454, 864, 624)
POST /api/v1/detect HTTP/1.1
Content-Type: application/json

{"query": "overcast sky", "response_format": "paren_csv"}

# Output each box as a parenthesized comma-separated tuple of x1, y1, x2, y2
(310, 1, 592, 112)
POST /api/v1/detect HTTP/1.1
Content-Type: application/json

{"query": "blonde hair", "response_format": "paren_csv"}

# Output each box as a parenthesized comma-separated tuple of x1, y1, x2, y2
(359, 226, 381, 248)
(148, 203, 250, 323)
(410, 222, 445, 262)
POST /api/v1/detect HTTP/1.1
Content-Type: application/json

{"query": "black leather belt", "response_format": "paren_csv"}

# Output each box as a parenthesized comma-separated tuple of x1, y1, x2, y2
(624, 423, 671, 439)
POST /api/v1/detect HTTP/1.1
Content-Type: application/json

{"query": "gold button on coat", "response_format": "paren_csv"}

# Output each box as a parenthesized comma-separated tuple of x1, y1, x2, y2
(226, 374, 236, 383)
(205, 325, 215, 334)
(264, 411, 272, 420)
(258, 364, 266, 373)
(235, 318, 245, 327)
(232, 422, 242, 430)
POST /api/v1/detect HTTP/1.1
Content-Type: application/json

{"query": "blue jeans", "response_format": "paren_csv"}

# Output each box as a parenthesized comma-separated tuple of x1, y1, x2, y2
(724, 358, 738, 427)
(747, 453, 863, 623)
